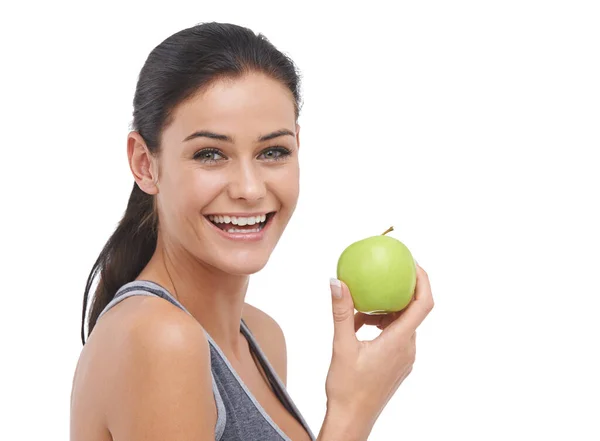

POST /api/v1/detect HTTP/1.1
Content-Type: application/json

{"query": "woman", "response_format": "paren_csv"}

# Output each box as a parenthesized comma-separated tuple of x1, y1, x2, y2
(70, 21, 434, 441)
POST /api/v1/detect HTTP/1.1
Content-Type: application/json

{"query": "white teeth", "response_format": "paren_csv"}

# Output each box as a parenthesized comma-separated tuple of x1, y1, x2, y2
(208, 213, 271, 226)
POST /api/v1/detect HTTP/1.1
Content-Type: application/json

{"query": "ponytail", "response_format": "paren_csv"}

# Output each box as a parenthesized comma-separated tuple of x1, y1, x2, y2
(81, 183, 157, 344)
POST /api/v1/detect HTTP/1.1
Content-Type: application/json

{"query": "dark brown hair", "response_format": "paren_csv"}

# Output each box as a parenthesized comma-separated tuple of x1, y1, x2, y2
(81, 22, 303, 344)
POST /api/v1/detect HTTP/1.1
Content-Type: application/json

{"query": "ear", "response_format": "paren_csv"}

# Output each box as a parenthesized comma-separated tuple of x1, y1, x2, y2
(295, 123, 301, 150)
(127, 131, 159, 195)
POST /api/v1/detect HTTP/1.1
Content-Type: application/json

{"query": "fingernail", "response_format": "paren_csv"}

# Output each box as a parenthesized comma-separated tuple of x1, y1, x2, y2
(330, 278, 342, 299)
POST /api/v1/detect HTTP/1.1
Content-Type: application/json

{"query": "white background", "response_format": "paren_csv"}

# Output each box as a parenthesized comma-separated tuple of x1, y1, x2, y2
(1, 1, 599, 440)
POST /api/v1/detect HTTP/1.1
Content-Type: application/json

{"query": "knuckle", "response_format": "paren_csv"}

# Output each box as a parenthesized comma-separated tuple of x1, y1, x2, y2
(426, 299, 434, 312)
(333, 308, 352, 323)
(409, 342, 417, 360)
(398, 351, 417, 370)
(409, 352, 416, 365)
(394, 341, 417, 365)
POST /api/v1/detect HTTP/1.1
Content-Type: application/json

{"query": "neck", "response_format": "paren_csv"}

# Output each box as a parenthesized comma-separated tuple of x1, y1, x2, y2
(137, 232, 250, 359)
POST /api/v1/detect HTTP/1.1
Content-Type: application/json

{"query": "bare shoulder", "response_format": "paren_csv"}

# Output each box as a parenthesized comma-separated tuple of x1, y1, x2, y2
(79, 296, 216, 440)
(242, 303, 288, 385)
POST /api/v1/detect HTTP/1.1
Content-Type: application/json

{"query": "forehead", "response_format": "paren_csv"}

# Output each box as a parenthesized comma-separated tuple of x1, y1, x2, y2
(165, 72, 296, 142)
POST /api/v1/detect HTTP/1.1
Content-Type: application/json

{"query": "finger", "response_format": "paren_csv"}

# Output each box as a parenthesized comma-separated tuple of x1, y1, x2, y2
(376, 298, 418, 330)
(377, 310, 404, 330)
(330, 278, 358, 348)
(354, 312, 368, 332)
(354, 312, 384, 332)
(384, 265, 434, 335)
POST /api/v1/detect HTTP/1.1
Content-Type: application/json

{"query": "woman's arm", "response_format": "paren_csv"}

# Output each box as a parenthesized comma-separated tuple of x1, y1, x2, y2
(104, 308, 217, 440)
(316, 407, 373, 441)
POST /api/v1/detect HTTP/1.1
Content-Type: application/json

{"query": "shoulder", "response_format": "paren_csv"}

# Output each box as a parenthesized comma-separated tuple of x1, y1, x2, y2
(242, 303, 288, 385)
(95, 294, 211, 376)
(91, 296, 216, 439)
(95, 293, 208, 355)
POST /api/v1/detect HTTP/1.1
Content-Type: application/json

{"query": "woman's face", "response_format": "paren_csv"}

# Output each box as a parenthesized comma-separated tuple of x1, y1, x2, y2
(155, 72, 300, 275)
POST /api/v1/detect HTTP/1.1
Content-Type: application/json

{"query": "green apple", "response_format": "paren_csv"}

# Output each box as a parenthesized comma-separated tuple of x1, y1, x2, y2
(337, 226, 417, 314)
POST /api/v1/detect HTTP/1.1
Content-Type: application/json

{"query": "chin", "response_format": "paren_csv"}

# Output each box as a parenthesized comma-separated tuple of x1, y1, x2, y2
(214, 255, 270, 276)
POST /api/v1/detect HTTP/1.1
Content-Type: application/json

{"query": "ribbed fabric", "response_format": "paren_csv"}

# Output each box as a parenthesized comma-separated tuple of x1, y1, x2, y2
(97, 280, 315, 441)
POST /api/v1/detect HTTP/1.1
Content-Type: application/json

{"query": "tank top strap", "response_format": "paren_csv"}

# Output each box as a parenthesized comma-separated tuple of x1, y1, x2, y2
(96, 280, 190, 322)
(240, 319, 315, 439)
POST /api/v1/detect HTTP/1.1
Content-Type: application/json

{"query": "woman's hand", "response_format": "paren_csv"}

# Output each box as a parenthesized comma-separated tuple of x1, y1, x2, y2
(322, 264, 434, 439)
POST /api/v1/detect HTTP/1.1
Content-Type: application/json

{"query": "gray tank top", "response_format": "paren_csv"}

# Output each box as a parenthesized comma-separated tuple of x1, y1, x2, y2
(97, 280, 316, 441)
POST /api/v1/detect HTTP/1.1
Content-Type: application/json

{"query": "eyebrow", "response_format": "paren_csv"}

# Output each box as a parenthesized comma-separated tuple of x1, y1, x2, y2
(182, 128, 295, 143)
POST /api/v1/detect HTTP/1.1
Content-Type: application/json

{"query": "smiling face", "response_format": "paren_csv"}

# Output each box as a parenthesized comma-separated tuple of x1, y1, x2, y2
(151, 72, 300, 275)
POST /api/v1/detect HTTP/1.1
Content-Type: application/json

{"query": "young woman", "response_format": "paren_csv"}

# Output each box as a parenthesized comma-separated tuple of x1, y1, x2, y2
(70, 21, 434, 441)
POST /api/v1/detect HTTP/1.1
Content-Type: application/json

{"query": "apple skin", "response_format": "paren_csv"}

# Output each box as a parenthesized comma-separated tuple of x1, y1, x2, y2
(337, 235, 417, 314)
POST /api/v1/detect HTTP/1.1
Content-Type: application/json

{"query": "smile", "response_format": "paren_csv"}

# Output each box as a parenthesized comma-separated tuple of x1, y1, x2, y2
(203, 212, 277, 240)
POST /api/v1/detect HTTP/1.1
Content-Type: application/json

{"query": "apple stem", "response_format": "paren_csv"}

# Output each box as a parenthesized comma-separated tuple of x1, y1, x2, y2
(381, 226, 394, 236)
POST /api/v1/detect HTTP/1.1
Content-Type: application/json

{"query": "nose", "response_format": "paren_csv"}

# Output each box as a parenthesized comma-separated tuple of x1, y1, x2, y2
(227, 160, 266, 203)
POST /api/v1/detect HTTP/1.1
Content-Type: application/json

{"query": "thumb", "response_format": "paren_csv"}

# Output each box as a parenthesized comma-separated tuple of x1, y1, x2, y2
(330, 278, 356, 348)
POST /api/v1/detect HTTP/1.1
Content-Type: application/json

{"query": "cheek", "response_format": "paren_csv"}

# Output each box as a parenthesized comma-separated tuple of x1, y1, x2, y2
(276, 165, 300, 206)
(161, 168, 226, 218)
(188, 170, 226, 207)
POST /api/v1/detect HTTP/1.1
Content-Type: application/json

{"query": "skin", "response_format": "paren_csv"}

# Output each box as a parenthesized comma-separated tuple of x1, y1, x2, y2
(70, 72, 312, 440)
